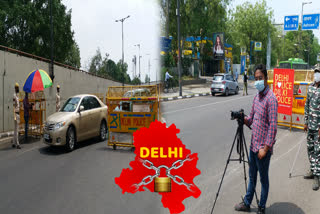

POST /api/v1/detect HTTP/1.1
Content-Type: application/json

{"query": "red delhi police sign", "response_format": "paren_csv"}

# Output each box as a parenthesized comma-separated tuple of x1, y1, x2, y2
(273, 68, 294, 115)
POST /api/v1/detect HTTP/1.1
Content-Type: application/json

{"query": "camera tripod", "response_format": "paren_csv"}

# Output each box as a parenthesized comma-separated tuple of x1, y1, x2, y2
(210, 115, 259, 214)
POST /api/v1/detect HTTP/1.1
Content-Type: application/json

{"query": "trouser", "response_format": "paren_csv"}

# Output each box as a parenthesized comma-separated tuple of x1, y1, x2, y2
(13, 114, 20, 146)
(24, 115, 29, 141)
(307, 130, 320, 176)
(244, 150, 271, 208)
(243, 82, 248, 95)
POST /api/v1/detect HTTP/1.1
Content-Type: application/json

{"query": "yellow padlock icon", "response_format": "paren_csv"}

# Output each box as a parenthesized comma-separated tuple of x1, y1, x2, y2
(154, 177, 171, 192)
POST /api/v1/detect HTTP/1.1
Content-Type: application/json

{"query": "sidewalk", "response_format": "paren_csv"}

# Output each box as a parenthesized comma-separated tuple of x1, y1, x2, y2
(204, 127, 320, 214)
(160, 82, 212, 101)
(160, 76, 255, 101)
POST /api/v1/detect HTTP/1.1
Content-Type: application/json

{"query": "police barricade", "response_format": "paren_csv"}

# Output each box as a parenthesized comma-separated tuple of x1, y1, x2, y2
(106, 85, 161, 149)
(267, 69, 313, 131)
(268, 80, 311, 131)
(19, 91, 46, 137)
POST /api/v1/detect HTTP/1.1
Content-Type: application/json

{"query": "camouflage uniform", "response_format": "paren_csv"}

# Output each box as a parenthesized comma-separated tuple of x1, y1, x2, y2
(305, 83, 320, 176)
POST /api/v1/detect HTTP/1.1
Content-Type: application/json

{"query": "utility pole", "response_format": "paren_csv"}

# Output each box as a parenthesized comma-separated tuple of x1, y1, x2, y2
(134, 44, 141, 81)
(177, 0, 182, 96)
(116, 15, 130, 86)
(49, 0, 54, 82)
(166, 0, 170, 38)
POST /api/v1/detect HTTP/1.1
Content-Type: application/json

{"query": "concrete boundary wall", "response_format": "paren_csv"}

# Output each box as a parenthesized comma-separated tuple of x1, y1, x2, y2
(0, 50, 123, 132)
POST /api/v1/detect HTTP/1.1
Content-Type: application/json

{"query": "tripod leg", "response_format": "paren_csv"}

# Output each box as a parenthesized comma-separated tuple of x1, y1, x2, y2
(242, 147, 248, 192)
(210, 128, 240, 214)
(242, 131, 260, 206)
(289, 139, 304, 178)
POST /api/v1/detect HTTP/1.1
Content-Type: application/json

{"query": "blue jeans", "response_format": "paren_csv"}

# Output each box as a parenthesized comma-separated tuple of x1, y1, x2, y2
(24, 115, 29, 140)
(244, 150, 271, 208)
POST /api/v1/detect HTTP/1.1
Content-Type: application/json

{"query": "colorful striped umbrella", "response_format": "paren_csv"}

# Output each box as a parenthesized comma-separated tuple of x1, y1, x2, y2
(23, 69, 53, 93)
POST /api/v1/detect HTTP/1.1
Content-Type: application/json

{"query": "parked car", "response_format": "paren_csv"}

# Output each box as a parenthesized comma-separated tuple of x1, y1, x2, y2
(43, 94, 108, 151)
(211, 73, 239, 96)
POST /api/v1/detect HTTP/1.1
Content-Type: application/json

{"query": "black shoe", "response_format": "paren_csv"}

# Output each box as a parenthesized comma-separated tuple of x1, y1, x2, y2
(257, 206, 265, 214)
(235, 201, 250, 212)
(304, 170, 314, 179)
(16, 145, 21, 149)
(12, 144, 16, 148)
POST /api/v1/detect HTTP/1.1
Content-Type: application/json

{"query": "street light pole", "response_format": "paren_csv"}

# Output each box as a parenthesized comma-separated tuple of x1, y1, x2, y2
(146, 54, 151, 84)
(177, 0, 182, 96)
(300, 2, 312, 58)
(116, 15, 130, 86)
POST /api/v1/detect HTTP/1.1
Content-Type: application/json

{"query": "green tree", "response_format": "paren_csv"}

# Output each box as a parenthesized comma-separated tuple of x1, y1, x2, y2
(160, 0, 230, 67)
(280, 29, 320, 66)
(131, 77, 141, 85)
(228, 0, 275, 65)
(0, 0, 80, 67)
(88, 48, 102, 74)
(87, 49, 131, 83)
(145, 75, 150, 83)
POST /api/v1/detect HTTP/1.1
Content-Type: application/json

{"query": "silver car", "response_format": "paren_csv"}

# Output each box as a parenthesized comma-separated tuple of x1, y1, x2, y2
(211, 73, 239, 96)
(43, 94, 108, 152)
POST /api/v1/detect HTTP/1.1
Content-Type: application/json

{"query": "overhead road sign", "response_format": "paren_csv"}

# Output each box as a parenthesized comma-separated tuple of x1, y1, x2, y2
(302, 14, 320, 30)
(284, 15, 299, 31)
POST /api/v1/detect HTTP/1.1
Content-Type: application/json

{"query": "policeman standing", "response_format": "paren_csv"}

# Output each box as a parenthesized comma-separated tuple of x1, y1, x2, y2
(304, 67, 320, 190)
(13, 83, 21, 149)
(56, 85, 60, 112)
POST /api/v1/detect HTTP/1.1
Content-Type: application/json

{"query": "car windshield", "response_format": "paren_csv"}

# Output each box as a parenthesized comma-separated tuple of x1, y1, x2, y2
(213, 75, 224, 81)
(60, 97, 81, 112)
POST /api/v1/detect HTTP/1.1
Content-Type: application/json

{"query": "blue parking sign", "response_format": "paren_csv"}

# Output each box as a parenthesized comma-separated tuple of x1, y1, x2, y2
(302, 14, 320, 30)
(284, 15, 299, 31)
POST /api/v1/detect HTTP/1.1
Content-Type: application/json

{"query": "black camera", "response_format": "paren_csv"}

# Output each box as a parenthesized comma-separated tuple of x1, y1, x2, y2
(231, 109, 244, 120)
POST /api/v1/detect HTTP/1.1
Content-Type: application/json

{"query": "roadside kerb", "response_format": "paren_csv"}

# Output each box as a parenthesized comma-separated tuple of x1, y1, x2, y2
(160, 92, 211, 102)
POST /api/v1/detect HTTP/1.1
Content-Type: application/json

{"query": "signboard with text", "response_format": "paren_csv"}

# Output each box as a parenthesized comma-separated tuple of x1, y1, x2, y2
(284, 15, 299, 31)
(302, 14, 320, 30)
(273, 69, 295, 115)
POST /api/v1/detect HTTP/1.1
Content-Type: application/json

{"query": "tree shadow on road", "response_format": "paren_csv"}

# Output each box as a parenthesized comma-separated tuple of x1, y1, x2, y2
(263, 202, 305, 214)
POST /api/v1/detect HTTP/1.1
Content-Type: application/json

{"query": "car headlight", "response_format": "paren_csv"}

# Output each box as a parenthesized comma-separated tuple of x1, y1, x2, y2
(54, 122, 66, 130)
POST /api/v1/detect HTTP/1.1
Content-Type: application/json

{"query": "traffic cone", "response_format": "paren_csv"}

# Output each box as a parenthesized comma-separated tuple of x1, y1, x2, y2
(283, 115, 286, 120)
(296, 117, 300, 122)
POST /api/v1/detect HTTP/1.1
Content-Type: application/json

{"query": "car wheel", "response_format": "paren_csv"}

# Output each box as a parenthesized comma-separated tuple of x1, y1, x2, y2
(100, 120, 107, 141)
(235, 87, 239, 94)
(211, 92, 215, 96)
(66, 126, 76, 152)
(225, 88, 229, 96)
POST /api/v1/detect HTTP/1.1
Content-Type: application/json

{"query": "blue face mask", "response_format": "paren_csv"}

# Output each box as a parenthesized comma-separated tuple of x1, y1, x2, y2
(255, 80, 265, 92)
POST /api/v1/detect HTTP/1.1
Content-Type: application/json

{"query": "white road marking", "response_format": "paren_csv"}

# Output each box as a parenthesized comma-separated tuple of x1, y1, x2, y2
(163, 95, 254, 115)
